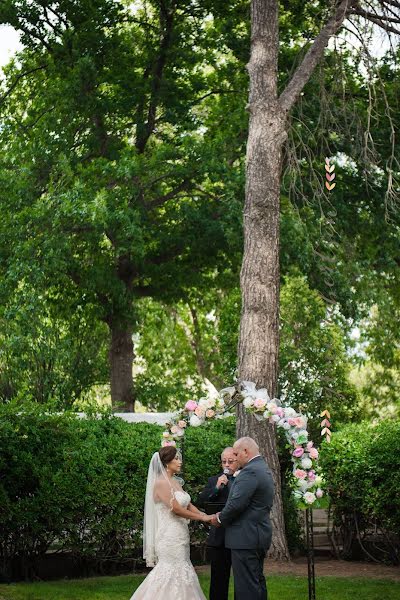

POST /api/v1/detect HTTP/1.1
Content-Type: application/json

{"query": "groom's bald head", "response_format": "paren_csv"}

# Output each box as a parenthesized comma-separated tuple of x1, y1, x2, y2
(233, 437, 260, 468)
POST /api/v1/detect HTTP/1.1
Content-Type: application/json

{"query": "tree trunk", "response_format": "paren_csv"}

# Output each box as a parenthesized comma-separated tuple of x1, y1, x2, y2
(237, 0, 289, 560)
(108, 324, 135, 412)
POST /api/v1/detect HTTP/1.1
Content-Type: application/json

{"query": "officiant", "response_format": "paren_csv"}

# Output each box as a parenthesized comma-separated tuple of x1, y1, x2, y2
(197, 447, 238, 600)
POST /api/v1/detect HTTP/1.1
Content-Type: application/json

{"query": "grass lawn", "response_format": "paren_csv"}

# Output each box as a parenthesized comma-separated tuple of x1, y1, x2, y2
(0, 572, 399, 600)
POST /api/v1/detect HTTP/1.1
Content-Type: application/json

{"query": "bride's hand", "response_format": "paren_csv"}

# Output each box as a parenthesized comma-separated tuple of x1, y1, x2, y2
(200, 513, 213, 523)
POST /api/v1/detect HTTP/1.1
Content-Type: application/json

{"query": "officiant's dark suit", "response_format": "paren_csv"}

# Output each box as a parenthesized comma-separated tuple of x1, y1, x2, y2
(218, 453, 274, 600)
(198, 455, 236, 600)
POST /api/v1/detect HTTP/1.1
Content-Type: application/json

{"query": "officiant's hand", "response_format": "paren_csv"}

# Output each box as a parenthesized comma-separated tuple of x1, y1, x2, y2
(216, 474, 228, 488)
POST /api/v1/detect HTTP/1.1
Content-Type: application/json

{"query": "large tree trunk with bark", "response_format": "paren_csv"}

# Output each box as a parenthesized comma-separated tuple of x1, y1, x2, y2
(108, 324, 135, 412)
(236, 0, 289, 560)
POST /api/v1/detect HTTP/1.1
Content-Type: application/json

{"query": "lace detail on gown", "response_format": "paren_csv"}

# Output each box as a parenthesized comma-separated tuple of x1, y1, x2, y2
(130, 490, 206, 600)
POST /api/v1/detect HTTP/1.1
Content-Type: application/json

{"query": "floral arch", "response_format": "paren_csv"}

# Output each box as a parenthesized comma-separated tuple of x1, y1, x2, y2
(161, 381, 324, 507)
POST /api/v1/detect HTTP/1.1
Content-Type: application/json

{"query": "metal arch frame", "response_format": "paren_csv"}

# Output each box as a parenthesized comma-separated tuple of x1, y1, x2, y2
(306, 507, 316, 600)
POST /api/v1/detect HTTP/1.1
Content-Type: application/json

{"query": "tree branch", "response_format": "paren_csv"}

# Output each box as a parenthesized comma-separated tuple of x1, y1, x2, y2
(279, 0, 352, 114)
(381, 0, 400, 8)
(188, 88, 242, 108)
(21, 105, 55, 130)
(0, 65, 46, 105)
(350, 7, 400, 34)
(36, 1, 69, 28)
(135, 2, 175, 153)
(14, 21, 53, 52)
(147, 179, 193, 209)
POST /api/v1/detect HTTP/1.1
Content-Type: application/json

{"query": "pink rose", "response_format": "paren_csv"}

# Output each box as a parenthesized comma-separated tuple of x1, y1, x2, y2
(288, 418, 296, 426)
(254, 398, 267, 410)
(309, 447, 319, 460)
(195, 406, 206, 417)
(307, 441, 314, 450)
(308, 470, 316, 481)
(276, 407, 284, 417)
(294, 417, 305, 428)
(206, 409, 215, 418)
(316, 488, 323, 498)
(170, 425, 179, 434)
(304, 492, 316, 505)
(178, 420, 187, 428)
(185, 400, 198, 411)
(294, 469, 307, 480)
(292, 447, 304, 458)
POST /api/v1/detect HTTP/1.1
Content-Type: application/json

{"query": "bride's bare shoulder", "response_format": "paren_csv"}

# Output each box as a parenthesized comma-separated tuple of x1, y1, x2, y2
(154, 476, 169, 489)
(153, 477, 172, 498)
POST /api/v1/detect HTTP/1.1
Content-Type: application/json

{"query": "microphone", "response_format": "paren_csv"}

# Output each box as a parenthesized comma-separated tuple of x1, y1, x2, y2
(220, 467, 230, 488)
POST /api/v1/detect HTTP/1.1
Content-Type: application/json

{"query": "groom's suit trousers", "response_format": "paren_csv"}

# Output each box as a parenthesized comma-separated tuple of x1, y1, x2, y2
(219, 456, 274, 600)
(231, 548, 267, 600)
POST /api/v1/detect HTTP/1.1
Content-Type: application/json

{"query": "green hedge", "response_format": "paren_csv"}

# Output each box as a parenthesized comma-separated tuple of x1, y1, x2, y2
(320, 420, 400, 563)
(0, 405, 163, 580)
(0, 405, 301, 580)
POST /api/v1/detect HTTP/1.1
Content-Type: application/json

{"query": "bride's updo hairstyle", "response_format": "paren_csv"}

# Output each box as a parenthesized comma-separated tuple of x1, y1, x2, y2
(159, 446, 177, 467)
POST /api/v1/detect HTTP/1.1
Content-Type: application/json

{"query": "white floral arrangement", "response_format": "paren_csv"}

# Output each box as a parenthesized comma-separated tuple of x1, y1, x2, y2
(161, 381, 325, 507)
(161, 396, 226, 443)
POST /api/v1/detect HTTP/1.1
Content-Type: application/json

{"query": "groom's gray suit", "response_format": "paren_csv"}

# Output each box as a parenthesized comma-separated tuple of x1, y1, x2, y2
(218, 455, 274, 600)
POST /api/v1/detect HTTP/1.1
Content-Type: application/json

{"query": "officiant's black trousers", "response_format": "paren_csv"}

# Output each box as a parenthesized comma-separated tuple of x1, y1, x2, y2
(231, 548, 267, 600)
(208, 546, 232, 600)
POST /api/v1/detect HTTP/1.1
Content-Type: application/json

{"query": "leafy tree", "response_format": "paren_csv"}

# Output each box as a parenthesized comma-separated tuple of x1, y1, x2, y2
(133, 276, 358, 435)
(352, 289, 400, 418)
(0, 0, 242, 409)
(0, 282, 108, 407)
(278, 275, 358, 437)
(1, 0, 399, 560)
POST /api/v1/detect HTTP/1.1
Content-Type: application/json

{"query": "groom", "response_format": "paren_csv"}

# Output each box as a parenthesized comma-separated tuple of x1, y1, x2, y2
(210, 437, 274, 600)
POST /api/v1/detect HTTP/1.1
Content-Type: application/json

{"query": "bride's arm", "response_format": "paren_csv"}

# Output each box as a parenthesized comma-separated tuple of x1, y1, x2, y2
(187, 503, 203, 515)
(155, 480, 212, 522)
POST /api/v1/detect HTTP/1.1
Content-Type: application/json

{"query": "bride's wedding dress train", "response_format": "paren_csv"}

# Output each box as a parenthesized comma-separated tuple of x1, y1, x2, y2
(130, 490, 206, 600)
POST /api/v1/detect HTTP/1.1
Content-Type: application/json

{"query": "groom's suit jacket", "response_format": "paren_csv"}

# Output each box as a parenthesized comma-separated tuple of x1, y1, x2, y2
(219, 456, 274, 551)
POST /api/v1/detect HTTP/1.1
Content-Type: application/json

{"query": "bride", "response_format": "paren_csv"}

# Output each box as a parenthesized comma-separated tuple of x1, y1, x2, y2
(130, 445, 213, 599)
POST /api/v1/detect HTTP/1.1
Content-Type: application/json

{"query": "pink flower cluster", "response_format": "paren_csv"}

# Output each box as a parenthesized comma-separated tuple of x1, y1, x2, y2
(160, 382, 324, 506)
(185, 400, 198, 411)
(162, 396, 225, 446)
(239, 382, 324, 506)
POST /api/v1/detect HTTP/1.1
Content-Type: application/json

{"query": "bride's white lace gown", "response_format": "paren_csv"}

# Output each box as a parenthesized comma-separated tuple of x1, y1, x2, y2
(130, 490, 206, 600)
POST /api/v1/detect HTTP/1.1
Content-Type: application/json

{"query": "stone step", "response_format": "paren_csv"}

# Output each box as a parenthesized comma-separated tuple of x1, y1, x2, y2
(313, 534, 330, 547)
(299, 509, 330, 527)
(312, 518, 330, 526)
(299, 508, 335, 551)
(311, 509, 329, 520)
(312, 526, 328, 533)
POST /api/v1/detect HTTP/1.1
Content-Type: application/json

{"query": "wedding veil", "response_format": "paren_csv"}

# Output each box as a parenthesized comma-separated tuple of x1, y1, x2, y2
(143, 451, 171, 567)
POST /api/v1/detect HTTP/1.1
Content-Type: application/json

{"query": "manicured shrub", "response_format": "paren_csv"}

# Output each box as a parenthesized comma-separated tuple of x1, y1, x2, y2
(0, 404, 162, 579)
(0, 405, 302, 580)
(320, 420, 400, 563)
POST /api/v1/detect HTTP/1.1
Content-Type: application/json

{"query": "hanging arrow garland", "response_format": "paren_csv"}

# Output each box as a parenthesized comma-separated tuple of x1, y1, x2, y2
(325, 158, 336, 191)
(320, 409, 332, 443)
